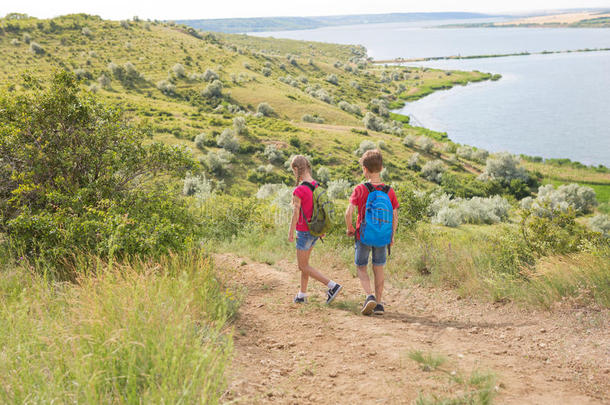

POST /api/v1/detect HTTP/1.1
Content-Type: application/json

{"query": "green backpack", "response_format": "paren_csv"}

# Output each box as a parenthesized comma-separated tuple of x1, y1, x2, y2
(301, 181, 333, 237)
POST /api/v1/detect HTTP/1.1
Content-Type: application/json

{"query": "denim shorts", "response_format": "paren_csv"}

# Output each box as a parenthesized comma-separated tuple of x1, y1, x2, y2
(296, 230, 318, 251)
(354, 238, 387, 266)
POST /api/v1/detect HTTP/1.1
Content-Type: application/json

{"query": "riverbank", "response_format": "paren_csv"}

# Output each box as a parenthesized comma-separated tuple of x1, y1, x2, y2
(375, 47, 610, 64)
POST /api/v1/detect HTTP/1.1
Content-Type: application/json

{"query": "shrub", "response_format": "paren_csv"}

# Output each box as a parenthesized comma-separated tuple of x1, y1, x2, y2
(263, 144, 284, 165)
(407, 153, 420, 169)
(217, 129, 239, 152)
(523, 183, 597, 215)
(256, 184, 292, 211)
(421, 160, 445, 183)
(456, 145, 473, 160)
(202, 80, 223, 98)
(363, 112, 383, 132)
(97, 73, 111, 89)
(194, 133, 215, 150)
(29, 42, 45, 55)
(301, 114, 324, 123)
(403, 135, 416, 147)
(472, 149, 489, 162)
(326, 74, 339, 85)
(261, 67, 271, 77)
(10, 39, 20, 46)
(417, 136, 434, 153)
(479, 152, 528, 182)
(317, 167, 331, 184)
(589, 214, 610, 237)
(0, 72, 195, 271)
(73, 68, 91, 80)
(327, 179, 352, 200)
(233, 116, 247, 135)
(156, 80, 176, 95)
(354, 140, 377, 156)
(183, 173, 214, 203)
(172, 63, 186, 78)
(338, 101, 361, 115)
(120, 20, 130, 28)
(81, 27, 93, 37)
(21, 33, 32, 44)
(202, 69, 219, 82)
(377, 140, 388, 150)
(429, 194, 511, 227)
(306, 87, 333, 103)
(257, 102, 274, 116)
(350, 80, 362, 91)
(201, 150, 232, 175)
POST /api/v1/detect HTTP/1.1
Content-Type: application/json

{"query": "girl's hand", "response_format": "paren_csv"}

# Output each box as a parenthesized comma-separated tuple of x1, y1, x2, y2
(288, 233, 294, 243)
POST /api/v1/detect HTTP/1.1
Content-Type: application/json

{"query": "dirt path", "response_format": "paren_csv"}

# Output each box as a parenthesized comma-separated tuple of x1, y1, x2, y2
(215, 253, 609, 404)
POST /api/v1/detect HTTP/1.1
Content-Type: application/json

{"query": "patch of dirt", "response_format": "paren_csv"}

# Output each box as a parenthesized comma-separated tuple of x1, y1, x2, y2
(215, 253, 609, 404)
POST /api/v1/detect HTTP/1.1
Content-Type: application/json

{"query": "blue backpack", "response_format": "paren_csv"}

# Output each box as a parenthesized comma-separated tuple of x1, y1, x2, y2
(360, 183, 394, 248)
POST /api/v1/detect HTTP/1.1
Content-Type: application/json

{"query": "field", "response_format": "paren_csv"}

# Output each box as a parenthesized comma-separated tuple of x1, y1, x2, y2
(1, 13, 609, 404)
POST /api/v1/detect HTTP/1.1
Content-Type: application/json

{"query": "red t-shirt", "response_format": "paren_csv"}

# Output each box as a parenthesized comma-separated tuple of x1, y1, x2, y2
(293, 181, 317, 232)
(349, 183, 399, 240)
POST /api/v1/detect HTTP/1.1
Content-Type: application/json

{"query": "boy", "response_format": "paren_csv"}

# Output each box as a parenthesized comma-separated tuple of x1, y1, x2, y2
(345, 149, 399, 315)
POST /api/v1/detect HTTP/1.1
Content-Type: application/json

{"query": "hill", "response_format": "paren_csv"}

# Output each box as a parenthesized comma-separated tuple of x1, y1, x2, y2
(176, 12, 494, 33)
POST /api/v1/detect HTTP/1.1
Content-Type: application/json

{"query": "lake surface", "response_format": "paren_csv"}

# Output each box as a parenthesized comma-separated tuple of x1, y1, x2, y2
(252, 23, 610, 166)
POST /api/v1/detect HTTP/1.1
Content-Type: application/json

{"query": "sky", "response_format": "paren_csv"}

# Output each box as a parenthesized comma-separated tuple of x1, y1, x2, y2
(2, 0, 610, 21)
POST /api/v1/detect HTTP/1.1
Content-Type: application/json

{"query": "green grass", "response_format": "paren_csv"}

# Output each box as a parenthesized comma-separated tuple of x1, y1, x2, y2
(0, 251, 236, 404)
(408, 350, 448, 371)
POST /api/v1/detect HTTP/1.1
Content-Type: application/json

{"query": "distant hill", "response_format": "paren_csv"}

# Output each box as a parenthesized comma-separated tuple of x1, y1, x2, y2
(176, 12, 494, 33)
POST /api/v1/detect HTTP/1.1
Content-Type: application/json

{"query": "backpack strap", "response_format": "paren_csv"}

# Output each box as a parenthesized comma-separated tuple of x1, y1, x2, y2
(364, 182, 375, 193)
(380, 185, 390, 194)
(301, 181, 316, 193)
(364, 182, 390, 194)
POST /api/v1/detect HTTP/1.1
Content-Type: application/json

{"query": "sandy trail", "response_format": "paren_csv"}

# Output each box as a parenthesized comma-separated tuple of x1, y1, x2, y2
(215, 253, 609, 404)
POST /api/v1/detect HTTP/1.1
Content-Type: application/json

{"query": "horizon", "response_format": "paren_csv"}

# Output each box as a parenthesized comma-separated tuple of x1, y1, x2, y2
(1, 0, 609, 21)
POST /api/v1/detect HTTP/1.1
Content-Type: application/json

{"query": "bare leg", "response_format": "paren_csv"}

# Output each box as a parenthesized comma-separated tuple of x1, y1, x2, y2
(357, 265, 373, 297)
(297, 248, 330, 287)
(372, 265, 385, 302)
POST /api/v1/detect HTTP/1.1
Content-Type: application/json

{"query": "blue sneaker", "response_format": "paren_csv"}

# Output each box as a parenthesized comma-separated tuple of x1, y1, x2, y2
(326, 284, 342, 304)
(361, 295, 377, 315)
(373, 303, 385, 315)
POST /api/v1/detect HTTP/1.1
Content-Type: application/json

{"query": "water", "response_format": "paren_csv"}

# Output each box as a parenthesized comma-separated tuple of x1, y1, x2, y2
(252, 23, 610, 166)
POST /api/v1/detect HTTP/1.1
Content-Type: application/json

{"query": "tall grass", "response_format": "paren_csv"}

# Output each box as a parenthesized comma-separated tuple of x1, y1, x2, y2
(0, 251, 235, 404)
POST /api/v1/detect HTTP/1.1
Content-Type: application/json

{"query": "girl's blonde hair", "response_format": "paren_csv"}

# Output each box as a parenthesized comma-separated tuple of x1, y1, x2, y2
(290, 155, 312, 186)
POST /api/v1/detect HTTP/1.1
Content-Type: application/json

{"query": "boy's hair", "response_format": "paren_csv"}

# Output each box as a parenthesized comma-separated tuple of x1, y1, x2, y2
(359, 149, 383, 173)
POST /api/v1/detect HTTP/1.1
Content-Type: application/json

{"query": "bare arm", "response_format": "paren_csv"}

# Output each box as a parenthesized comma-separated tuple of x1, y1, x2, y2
(288, 195, 301, 242)
(345, 203, 356, 236)
(391, 208, 398, 246)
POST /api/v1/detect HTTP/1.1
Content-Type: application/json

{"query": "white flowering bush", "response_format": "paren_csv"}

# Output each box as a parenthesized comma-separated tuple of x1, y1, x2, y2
(202, 69, 219, 82)
(172, 63, 186, 78)
(233, 117, 247, 135)
(200, 150, 233, 175)
(156, 80, 176, 95)
(202, 80, 223, 98)
(479, 152, 528, 182)
(327, 179, 352, 200)
(263, 144, 284, 165)
(521, 183, 597, 215)
(256, 184, 292, 211)
(589, 214, 610, 237)
(217, 129, 239, 152)
(421, 160, 445, 183)
(317, 167, 331, 184)
(354, 140, 377, 156)
(417, 136, 434, 153)
(403, 135, 416, 147)
(429, 193, 511, 227)
(183, 173, 214, 204)
(338, 101, 361, 115)
(326, 74, 339, 85)
(407, 153, 420, 169)
(257, 102, 274, 116)
(302, 114, 324, 123)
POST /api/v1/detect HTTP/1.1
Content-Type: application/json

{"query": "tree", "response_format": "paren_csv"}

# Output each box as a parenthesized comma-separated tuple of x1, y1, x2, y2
(0, 72, 196, 272)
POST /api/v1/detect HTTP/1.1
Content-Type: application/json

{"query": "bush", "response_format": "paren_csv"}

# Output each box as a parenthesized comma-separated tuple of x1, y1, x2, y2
(29, 42, 45, 55)
(363, 112, 383, 132)
(201, 150, 232, 175)
(172, 63, 186, 77)
(429, 194, 511, 227)
(317, 167, 331, 184)
(202, 80, 223, 98)
(257, 102, 274, 116)
(403, 135, 416, 147)
(263, 144, 284, 165)
(233, 116, 247, 135)
(327, 179, 352, 200)
(326, 74, 339, 85)
(589, 214, 610, 237)
(10, 39, 20, 46)
(183, 173, 214, 203)
(81, 27, 93, 37)
(338, 101, 361, 115)
(156, 80, 176, 95)
(479, 152, 528, 182)
(421, 160, 445, 183)
(301, 114, 324, 123)
(255, 184, 292, 211)
(407, 153, 420, 169)
(306, 87, 333, 103)
(354, 140, 377, 156)
(456, 145, 473, 160)
(377, 140, 387, 150)
(417, 136, 434, 153)
(261, 67, 271, 77)
(97, 73, 111, 89)
(194, 133, 215, 150)
(22, 33, 31, 44)
(217, 129, 239, 152)
(0, 72, 196, 272)
(202, 69, 219, 82)
(523, 183, 597, 215)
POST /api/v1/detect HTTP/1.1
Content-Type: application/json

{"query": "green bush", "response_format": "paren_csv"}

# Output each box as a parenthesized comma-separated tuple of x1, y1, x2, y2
(0, 72, 196, 274)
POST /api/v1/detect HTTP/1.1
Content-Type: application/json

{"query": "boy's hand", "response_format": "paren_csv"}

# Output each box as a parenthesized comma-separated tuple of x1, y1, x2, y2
(390, 236, 395, 246)
(346, 225, 355, 237)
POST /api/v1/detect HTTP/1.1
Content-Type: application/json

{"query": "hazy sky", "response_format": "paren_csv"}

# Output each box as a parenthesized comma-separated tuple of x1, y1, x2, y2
(2, 0, 610, 20)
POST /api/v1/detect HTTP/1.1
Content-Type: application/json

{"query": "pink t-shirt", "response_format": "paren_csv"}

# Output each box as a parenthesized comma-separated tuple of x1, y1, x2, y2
(349, 183, 399, 240)
(293, 181, 317, 232)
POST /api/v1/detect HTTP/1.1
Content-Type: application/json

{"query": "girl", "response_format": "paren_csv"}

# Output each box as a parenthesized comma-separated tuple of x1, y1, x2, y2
(288, 155, 342, 304)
